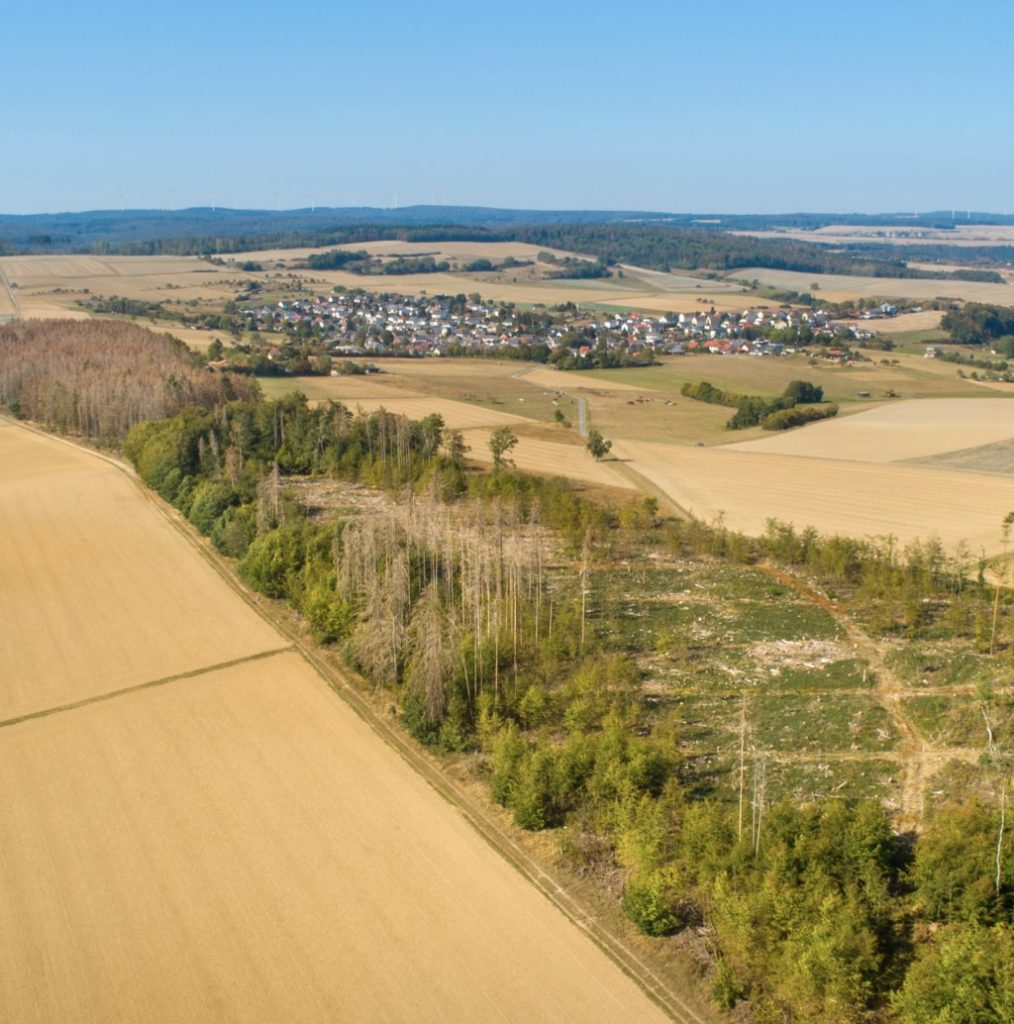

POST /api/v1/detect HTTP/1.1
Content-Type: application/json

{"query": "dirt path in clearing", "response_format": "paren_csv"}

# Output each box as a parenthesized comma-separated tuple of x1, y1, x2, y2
(756, 565, 982, 831)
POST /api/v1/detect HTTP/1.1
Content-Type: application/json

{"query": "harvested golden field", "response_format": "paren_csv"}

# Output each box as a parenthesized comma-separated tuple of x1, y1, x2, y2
(859, 309, 944, 336)
(0, 420, 281, 721)
(733, 224, 1014, 247)
(326, 394, 535, 429)
(0, 652, 670, 1024)
(518, 365, 646, 392)
(913, 438, 1014, 475)
(0, 269, 17, 318)
(460, 427, 636, 490)
(0, 418, 678, 1024)
(727, 398, 1014, 463)
(0, 253, 243, 318)
(225, 240, 585, 265)
(614, 438, 1014, 555)
(258, 374, 425, 402)
(727, 266, 1014, 304)
(258, 375, 538, 429)
(263, 363, 586, 427)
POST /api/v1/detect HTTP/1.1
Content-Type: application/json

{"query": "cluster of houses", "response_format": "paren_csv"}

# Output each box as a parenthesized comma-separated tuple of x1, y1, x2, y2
(243, 290, 877, 365)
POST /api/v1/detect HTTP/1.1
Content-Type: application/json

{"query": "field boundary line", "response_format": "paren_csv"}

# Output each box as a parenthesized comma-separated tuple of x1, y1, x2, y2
(0, 266, 20, 321)
(3, 416, 715, 1023)
(0, 646, 293, 730)
(606, 456, 695, 519)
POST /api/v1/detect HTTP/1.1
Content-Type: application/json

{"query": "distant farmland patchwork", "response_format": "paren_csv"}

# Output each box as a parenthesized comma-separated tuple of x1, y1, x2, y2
(0, 419, 674, 1024)
(283, 364, 1014, 556)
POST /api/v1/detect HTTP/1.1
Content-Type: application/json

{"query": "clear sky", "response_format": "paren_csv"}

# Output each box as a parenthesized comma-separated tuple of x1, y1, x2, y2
(4, 0, 1012, 215)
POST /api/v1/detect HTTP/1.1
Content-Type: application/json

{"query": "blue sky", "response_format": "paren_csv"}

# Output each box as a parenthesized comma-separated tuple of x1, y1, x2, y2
(4, 0, 1012, 214)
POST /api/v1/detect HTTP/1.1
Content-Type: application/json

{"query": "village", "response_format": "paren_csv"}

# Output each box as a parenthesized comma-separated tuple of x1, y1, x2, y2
(238, 288, 890, 372)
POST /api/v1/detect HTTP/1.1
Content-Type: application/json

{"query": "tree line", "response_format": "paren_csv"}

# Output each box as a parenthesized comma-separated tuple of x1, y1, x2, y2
(942, 303, 1014, 348)
(681, 379, 838, 430)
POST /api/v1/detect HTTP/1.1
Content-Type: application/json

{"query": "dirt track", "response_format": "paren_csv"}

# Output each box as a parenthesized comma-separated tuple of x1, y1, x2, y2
(0, 419, 688, 1024)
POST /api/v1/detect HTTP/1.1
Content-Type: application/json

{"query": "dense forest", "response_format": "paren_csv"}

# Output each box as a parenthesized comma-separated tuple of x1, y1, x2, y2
(5, 206, 1014, 252)
(0, 320, 256, 441)
(942, 303, 1014, 348)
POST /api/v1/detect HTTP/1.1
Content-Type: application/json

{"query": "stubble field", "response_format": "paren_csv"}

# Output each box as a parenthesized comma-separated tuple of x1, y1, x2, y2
(726, 265, 1014, 304)
(733, 223, 1014, 248)
(262, 359, 1014, 554)
(0, 254, 242, 319)
(0, 419, 674, 1024)
(612, 438, 1014, 555)
(727, 398, 1014, 463)
(0, 420, 282, 720)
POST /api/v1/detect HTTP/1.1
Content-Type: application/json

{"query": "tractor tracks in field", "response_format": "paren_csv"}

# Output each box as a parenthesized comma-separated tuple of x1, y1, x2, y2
(0, 647, 294, 731)
(0, 266, 19, 322)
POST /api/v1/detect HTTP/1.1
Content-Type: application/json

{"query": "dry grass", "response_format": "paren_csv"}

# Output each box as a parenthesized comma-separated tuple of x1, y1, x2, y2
(0, 418, 671, 1024)
(262, 362, 588, 427)
(258, 375, 425, 402)
(459, 428, 636, 489)
(727, 398, 1014, 463)
(861, 310, 944, 336)
(258, 375, 539, 429)
(337, 394, 535, 429)
(0, 420, 281, 720)
(517, 365, 646, 392)
(614, 438, 1014, 555)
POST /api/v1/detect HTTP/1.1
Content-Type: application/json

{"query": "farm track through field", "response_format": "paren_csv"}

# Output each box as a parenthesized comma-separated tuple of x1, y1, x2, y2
(756, 565, 984, 831)
(0, 647, 293, 730)
(0, 266, 19, 321)
(19, 422, 714, 1024)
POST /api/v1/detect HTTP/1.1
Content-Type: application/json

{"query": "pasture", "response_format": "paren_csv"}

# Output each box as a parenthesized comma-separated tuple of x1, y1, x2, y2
(0, 418, 673, 1024)
(261, 361, 584, 427)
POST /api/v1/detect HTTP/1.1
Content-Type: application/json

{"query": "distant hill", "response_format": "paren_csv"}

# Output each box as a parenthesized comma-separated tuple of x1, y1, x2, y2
(5, 206, 1014, 254)
(2, 206, 1012, 282)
